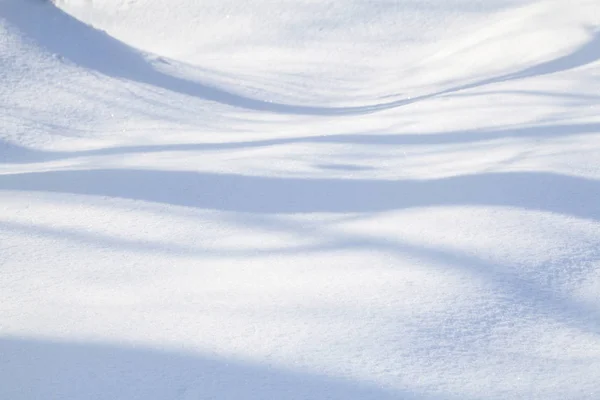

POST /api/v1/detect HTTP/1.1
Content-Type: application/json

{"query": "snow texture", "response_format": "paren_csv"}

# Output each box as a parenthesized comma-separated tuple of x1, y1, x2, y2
(1, 0, 600, 399)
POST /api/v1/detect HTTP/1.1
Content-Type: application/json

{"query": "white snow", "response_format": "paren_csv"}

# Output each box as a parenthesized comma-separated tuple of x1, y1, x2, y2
(1, 0, 600, 398)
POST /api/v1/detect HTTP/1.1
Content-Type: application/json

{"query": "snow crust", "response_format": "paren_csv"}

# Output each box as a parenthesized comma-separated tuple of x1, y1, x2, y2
(1, 0, 600, 398)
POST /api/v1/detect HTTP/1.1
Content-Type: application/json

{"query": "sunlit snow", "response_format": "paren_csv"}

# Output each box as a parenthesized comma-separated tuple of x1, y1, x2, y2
(1, 0, 599, 398)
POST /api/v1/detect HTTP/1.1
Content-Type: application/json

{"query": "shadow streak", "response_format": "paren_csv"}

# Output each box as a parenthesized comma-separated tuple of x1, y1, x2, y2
(377, 240, 600, 336)
(230, 214, 600, 336)
(0, 169, 598, 221)
(434, 27, 600, 95)
(3, 122, 599, 164)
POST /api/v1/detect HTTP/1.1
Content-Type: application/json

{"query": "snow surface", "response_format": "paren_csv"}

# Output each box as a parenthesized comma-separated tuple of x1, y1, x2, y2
(1, 0, 600, 398)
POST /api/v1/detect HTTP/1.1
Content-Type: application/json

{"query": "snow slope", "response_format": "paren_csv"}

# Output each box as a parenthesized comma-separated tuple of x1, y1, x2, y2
(1, 0, 600, 398)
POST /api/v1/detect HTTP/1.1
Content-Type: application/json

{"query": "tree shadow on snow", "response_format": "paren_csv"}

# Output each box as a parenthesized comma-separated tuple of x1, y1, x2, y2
(227, 214, 600, 337)
(0, 336, 434, 400)
(0, 169, 598, 222)
(359, 239, 600, 337)
(2, 121, 599, 164)
(1, 1, 599, 116)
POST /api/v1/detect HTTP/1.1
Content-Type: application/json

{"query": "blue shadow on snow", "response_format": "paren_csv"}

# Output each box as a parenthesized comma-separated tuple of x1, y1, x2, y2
(0, 336, 426, 400)
(0, 169, 598, 221)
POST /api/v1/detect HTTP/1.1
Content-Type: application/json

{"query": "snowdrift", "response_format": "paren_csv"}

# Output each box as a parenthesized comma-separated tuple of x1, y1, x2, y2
(1, 0, 600, 399)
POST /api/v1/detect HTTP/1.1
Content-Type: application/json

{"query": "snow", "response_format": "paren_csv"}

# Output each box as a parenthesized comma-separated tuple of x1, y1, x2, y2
(1, 0, 600, 398)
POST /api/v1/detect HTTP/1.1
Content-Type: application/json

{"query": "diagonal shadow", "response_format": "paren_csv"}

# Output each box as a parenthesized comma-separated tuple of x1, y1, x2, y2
(0, 336, 438, 400)
(378, 240, 600, 336)
(433, 27, 600, 95)
(0, 169, 598, 221)
(225, 214, 600, 336)
(2, 122, 599, 164)
(2, 1, 599, 116)
(498, 27, 600, 80)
